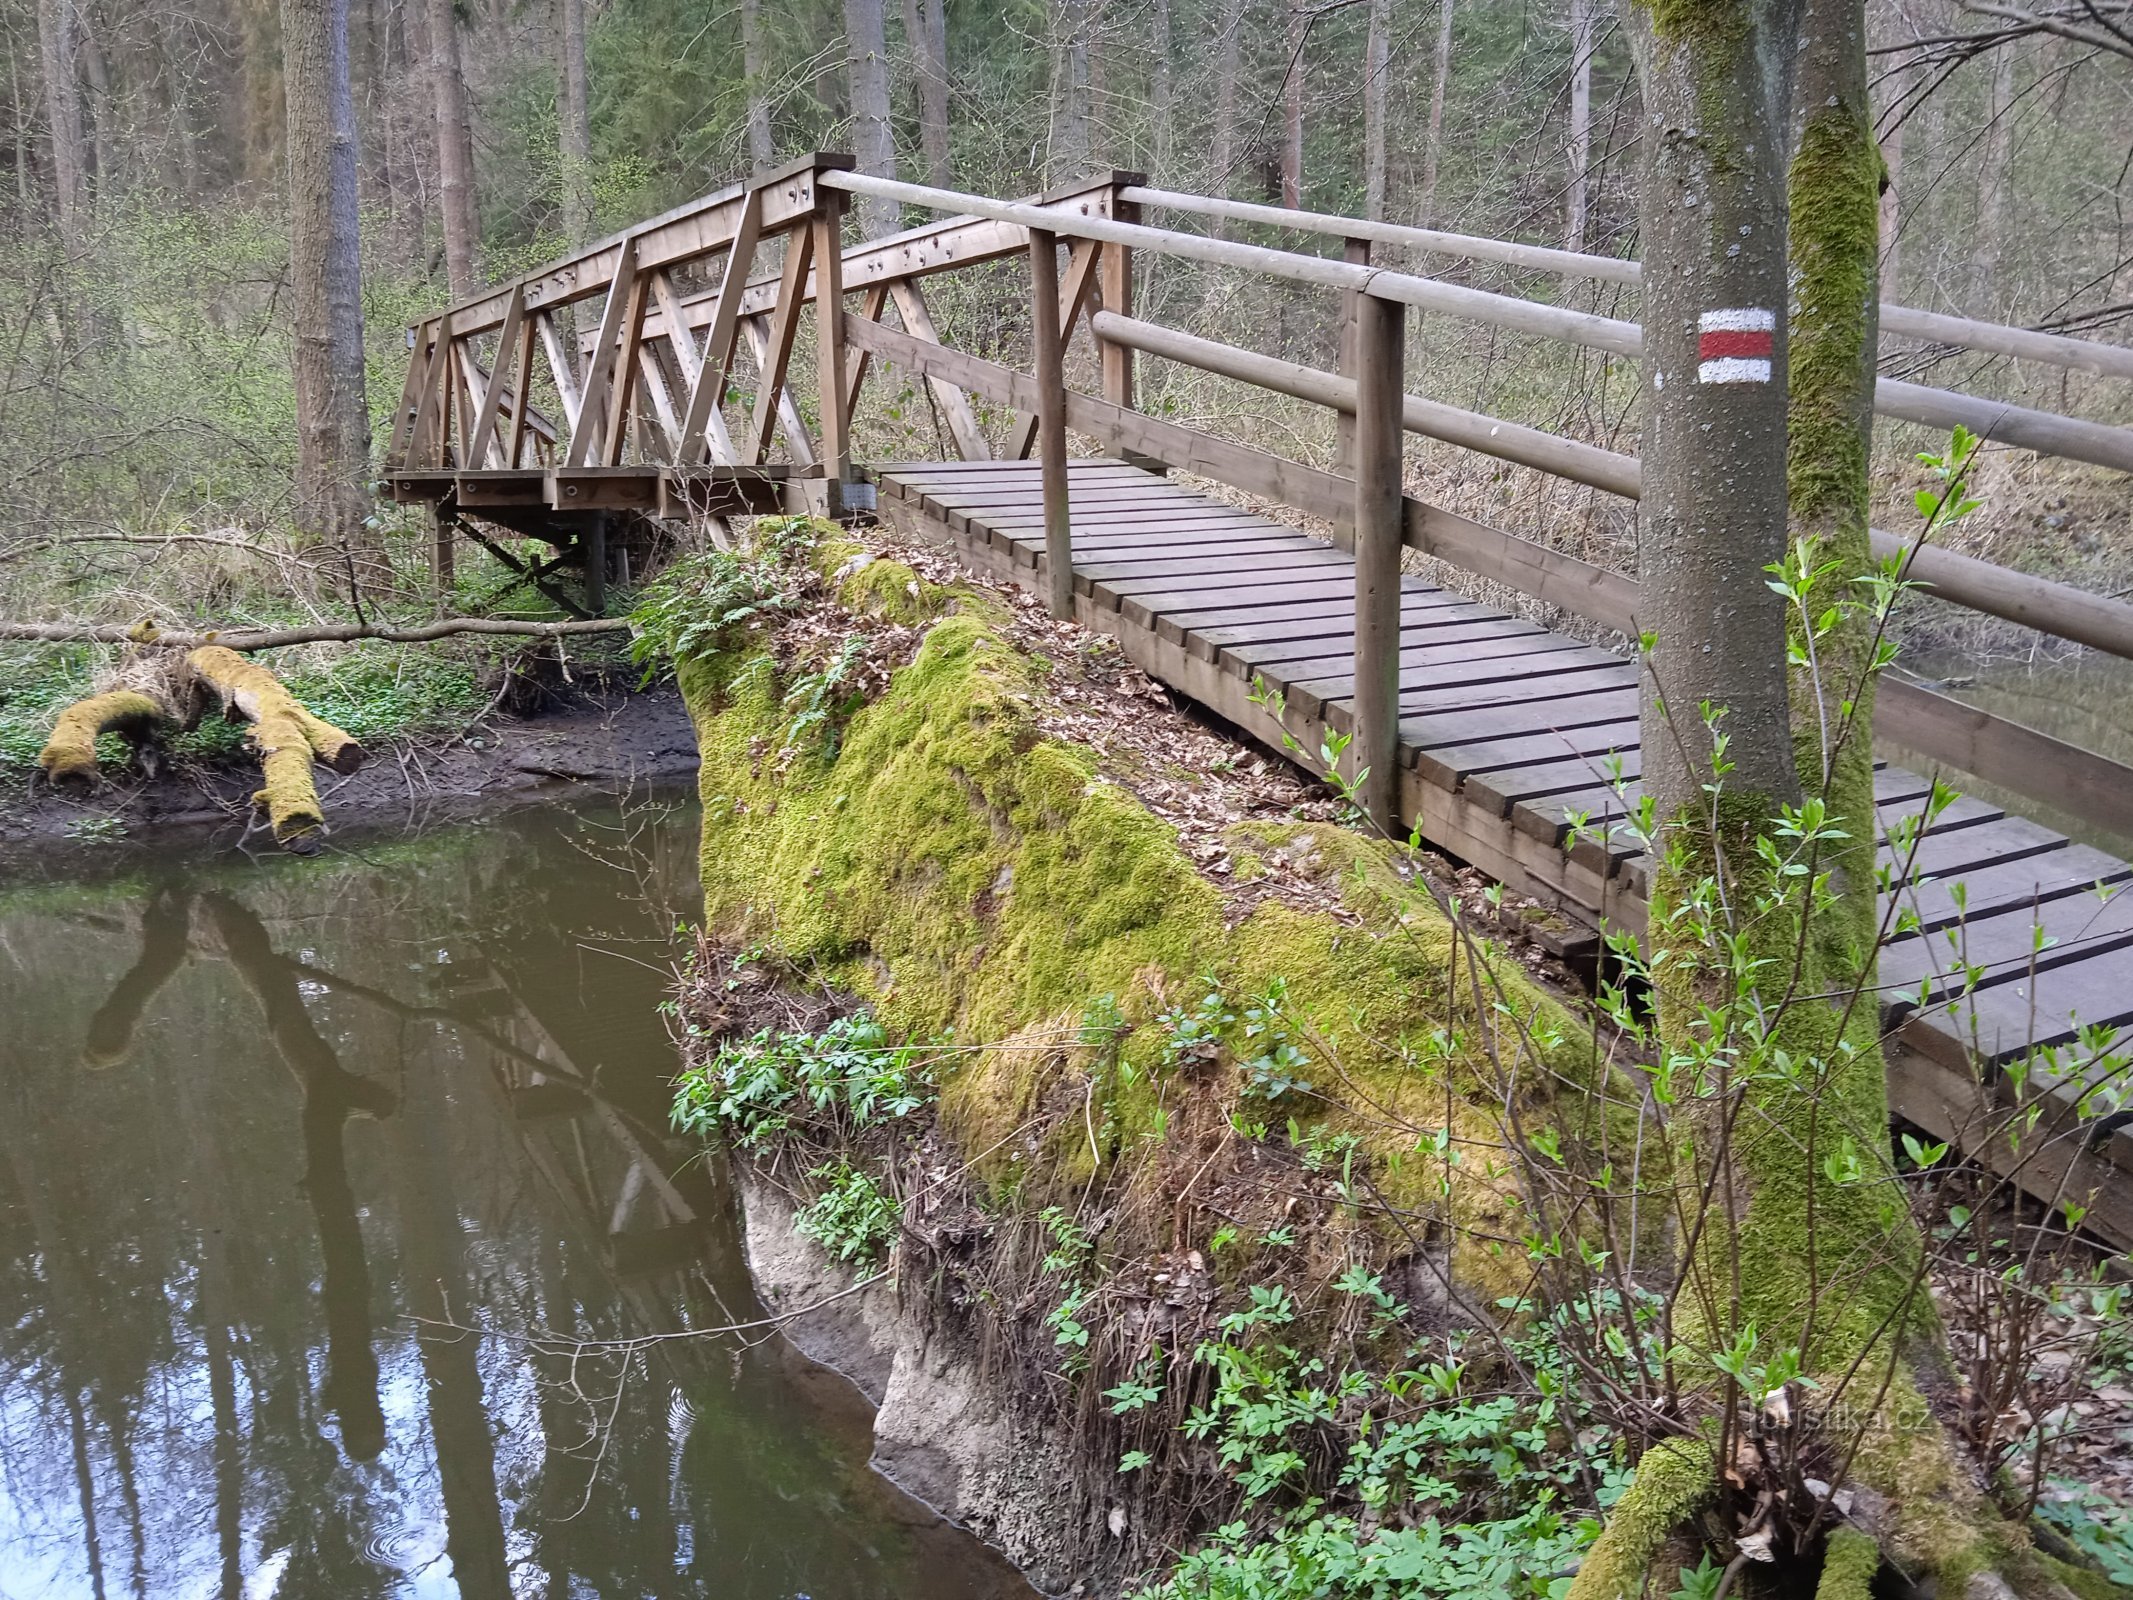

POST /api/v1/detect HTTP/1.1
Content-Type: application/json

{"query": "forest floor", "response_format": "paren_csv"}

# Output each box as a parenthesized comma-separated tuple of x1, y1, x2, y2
(0, 672, 700, 879)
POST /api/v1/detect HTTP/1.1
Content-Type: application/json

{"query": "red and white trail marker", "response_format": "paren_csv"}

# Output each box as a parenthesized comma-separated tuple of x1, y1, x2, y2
(1697, 309, 1774, 384)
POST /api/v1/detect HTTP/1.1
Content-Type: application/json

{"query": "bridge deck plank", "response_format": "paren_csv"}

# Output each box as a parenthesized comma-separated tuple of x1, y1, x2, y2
(875, 456, 2133, 1241)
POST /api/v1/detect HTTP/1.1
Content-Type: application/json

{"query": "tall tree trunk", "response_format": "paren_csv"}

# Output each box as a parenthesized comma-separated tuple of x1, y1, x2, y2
(1051, 0, 1091, 183)
(1965, 44, 2015, 315)
(1151, 0, 1173, 180)
(76, 10, 113, 204)
(1875, 79, 1905, 298)
(901, 0, 950, 186)
(1209, 0, 1242, 206)
(283, 0, 376, 560)
(1564, 0, 1593, 251)
(740, 0, 774, 168)
(843, 0, 896, 236)
(428, 0, 479, 296)
(1280, 0, 1304, 208)
(1362, 0, 1389, 220)
(557, 0, 592, 241)
(36, 0, 87, 252)
(1417, 0, 1454, 225)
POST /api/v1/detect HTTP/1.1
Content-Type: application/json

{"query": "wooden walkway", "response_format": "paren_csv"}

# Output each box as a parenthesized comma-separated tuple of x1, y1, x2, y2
(876, 456, 2133, 1244)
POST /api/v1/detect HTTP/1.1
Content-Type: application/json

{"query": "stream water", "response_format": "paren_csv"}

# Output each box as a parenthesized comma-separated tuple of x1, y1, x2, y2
(0, 796, 1033, 1599)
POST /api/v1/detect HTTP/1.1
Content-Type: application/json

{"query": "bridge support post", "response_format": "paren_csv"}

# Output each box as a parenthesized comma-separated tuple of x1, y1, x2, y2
(812, 182, 852, 514)
(1029, 226, 1074, 621)
(1351, 291, 1405, 830)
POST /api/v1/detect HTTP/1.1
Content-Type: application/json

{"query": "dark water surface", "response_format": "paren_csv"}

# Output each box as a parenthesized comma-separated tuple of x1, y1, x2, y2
(0, 797, 1031, 1599)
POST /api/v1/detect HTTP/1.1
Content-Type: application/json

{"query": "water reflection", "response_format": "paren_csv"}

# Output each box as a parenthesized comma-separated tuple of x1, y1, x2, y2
(0, 799, 1031, 1599)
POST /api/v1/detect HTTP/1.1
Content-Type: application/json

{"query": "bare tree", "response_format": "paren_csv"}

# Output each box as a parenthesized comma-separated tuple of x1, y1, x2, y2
(844, 0, 897, 235)
(1280, 0, 1305, 207)
(1966, 42, 2016, 313)
(1565, 0, 1593, 250)
(557, 0, 592, 242)
(428, 0, 479, 296)
(282, 0, 375, 559)
(741, 0, 775, 168)
(36, 0, 88, 252)
(1418, 0, 1455, 224)
(1052, 0, 1092, 182)
(901, 0, 950, 186)
(1210, 0, 1243, 205)
(1363, 0, 1390, 220)
(1151, 0, 1173, 179)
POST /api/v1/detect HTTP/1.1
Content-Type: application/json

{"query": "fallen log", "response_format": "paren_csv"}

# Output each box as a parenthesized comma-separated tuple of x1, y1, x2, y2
(0, 616, 631, 649)
(36, 653, 206, 792)
(187, 645, 361, 853)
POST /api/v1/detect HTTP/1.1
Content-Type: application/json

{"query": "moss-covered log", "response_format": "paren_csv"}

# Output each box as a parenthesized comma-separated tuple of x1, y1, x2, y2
(188, 644, 363, 852)
(37, 690, 170, 790)
(36, 651, 205, 791)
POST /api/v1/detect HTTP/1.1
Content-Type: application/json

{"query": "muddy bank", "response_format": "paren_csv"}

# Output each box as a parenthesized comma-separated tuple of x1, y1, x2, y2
(0, 677, 699, 879)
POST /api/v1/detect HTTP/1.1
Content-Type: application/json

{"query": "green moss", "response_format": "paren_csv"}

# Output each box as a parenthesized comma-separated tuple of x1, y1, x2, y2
(1815, 1526, 1880, 1599)
(678, 564, 1602, 1234)
(830, 547, 953, 626)
(1564, 1437, 1713, 1600)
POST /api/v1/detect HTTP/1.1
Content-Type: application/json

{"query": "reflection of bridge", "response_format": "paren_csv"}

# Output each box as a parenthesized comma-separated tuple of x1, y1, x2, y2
(386, 157, 2133, 1246)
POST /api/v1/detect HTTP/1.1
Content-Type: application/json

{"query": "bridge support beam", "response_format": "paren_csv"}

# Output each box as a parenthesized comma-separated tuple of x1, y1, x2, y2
(1350, 291, 1405, 830)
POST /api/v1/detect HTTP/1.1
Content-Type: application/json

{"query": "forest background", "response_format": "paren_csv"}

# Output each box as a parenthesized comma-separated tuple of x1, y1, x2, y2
(0, 0, 2127, 747)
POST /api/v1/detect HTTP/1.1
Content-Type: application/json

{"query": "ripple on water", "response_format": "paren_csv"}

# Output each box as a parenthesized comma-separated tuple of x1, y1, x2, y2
(361, 1521, 436, 1572)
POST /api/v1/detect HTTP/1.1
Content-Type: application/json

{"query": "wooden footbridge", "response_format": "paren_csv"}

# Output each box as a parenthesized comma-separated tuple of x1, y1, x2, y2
(385, 154, 2133, 1246)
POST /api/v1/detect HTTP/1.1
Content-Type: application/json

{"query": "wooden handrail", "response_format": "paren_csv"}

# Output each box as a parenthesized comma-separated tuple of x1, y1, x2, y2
(1091, 310, 2133, 662)
(822, 172, 2133, 476)
(1122, 184, 2133, 382)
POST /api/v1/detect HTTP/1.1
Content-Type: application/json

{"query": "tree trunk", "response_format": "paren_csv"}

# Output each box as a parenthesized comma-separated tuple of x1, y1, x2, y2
(741, 0, 774, 168)
(1417, 0, 1454, 226)
(901, 0, 950, 186)
(843, 0, 897, 236)
(557, 0, 592, 242)
(1051, 0, 1091, 183)
(1876, 79, 1905, 298)
(76, 10, 114, 204)
(282, 0, 376, 569)
(1280, 0, 1304, 208)
(1966, 44, 2015, 315)
(428, 0, 479, 296)
(36, 0, 87, 252)
(1209, 0, 1243, 208)
(1151, 0, 1173, 180)
(1362, 0, 1389, 221)
(1564, 0, 1593, 251)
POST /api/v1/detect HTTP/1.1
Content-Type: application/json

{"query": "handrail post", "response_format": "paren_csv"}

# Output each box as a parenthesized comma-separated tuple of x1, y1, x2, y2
(1334, 236, 1371, 490)
(1029, 225, 1074, 620)
(1099, 187, 1136, 411)
(812, 179, 852, 514)
(1351, 290, 1404, 830)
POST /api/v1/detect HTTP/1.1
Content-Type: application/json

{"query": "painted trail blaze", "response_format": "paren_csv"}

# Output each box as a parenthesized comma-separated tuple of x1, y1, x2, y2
(1697, 308, 1774, 384)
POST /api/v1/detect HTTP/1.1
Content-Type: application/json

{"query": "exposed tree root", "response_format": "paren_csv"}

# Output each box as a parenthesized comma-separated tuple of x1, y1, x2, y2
(187, 645, 361, 853)
(1816, 1526, 1881, 1599)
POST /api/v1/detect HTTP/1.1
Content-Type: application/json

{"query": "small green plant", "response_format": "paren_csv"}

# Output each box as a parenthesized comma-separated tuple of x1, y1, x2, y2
(670, 1011, 936, 1149)
(627, 520, 818, 673)
(795, 1162, 901, 1265)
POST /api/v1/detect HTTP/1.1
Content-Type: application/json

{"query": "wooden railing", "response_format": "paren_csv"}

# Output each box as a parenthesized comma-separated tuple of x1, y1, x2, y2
(387, 159, 2133, 844)
(385, 153, 856, 498)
